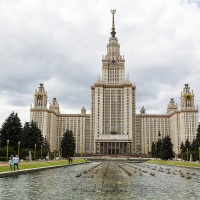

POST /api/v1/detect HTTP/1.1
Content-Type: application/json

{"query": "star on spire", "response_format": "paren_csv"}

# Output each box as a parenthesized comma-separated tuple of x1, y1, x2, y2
(110, 9, 116, 37)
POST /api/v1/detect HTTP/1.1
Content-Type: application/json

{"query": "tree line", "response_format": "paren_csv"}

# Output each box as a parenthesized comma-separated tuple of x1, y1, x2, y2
(151, 124, 200, 161)
(0, 112, 75, 160)
(179, 124, 200, 161)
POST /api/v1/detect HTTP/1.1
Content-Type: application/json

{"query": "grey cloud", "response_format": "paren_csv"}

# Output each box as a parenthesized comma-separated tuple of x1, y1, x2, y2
(0, 0, 200, 125)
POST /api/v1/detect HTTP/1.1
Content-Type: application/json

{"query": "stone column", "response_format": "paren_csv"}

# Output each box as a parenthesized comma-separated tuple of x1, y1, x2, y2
(128, 143, 130, 154)
(122, 143, 124, 154)
(111, 143, 113, 154)
(107, 143, 109, 154)
(115, 143, 116, 154)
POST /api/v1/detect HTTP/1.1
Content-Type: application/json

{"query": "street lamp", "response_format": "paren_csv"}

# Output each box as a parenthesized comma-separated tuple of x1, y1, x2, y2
(187, 148, 189, 161)
(175, 147, 178, 161)
(34, 144, 36, 159)
(18, 141, 20, 157)
(80, 144, 82, 158)
(0, 133, 1, 151)
(7, 139, 9, 161)
(180, 148, 183, 160)
(199, 147, 200, 161)
(41, 145, 42, 159)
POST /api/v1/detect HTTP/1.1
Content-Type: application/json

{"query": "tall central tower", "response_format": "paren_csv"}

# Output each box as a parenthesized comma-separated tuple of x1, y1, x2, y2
(90, 10, 136, 154)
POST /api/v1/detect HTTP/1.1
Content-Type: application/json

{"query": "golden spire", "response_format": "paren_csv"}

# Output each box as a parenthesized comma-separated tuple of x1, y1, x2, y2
(110, 9, 116, 37)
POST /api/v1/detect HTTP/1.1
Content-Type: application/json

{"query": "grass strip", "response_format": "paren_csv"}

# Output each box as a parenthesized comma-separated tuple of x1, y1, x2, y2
(0, 159, 87, 173)
(146, 159, 200, 168)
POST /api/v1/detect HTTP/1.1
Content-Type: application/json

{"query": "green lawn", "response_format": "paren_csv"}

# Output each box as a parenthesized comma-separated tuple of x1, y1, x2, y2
(0, 158, 87, 173)
(146, 159, 200, 168)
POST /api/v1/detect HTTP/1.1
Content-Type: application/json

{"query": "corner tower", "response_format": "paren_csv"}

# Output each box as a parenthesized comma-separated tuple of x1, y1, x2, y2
(179, 84, 198, 144)
(34, 83, 47, 108)
(91, 9, 136, 155)
(30, 83, 49, 139)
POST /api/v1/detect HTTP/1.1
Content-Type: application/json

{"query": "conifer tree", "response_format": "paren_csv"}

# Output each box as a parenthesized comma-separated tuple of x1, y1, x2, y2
(196, 124, 200, 148)
(155, 138, 162, 158)
(160, 135, 173, 160)
(0, 112, 22, 151)
(151, 142, 156, 157)
(60, 129, 75, 157)
(21, 121, 44, 149)
(184, 139, 190, 150)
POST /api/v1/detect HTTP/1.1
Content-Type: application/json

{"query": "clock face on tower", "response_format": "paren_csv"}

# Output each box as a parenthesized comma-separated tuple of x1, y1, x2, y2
(185, 94, 192, 101)
(37, 95, 42, 100)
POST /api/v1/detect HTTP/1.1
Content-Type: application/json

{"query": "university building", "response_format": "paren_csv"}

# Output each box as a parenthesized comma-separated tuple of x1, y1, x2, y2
(30, 10, 198, 156)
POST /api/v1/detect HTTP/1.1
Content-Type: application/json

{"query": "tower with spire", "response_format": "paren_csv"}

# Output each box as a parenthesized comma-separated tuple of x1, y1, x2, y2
(91, 9, 136, 154)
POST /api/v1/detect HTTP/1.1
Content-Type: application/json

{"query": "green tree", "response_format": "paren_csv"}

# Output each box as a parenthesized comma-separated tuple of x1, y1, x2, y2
(60, 129, 75, 157)
(0, 112, 22, 152)
(191, 139, 197, 151)
(151, 142, 156, 157)
(184, 139, 190, 151)
(155, 138, 162, 158)
(180, 141, 184, 151)
(160, 135, 173, 160)
(43, 138, 50, 157)
(196, 124, 200, 148)
(196, 124, 200, 160)
(20, 121, 44, 150)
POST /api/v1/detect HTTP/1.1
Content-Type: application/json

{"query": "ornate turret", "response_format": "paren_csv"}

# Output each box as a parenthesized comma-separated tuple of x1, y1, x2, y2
(49, 98, 60, 114)
(34, 83, 47, 108)
(181, 84, 195, 109)
(167, 98, 178, 113)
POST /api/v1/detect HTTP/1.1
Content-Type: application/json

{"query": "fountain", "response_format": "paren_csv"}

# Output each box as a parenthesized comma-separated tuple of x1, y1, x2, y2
(0, 162, 200, 199)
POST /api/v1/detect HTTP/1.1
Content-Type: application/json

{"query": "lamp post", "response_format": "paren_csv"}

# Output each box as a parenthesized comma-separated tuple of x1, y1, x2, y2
(147, 144, 149, 158)
(187, 148, 189, 161)
(80, 144, 82, 158)
(175, 147, 178, 161)
(18, 141, 20, 157)
(41, 145, 42, 159)
(0, 133, 1, 152)
(34, 144, 36, 159)
(180, 148, 183, 160)
(7, 139, 9, 161)
(60, 148, 62, 157)
(199, 147, 200, 161)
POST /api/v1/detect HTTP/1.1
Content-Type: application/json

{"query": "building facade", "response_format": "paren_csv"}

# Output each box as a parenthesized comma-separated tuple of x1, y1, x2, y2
(30, 11, 198, 155)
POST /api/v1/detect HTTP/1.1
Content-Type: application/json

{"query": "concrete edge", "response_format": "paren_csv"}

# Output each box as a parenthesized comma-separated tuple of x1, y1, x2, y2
(0, 162, 90, 178)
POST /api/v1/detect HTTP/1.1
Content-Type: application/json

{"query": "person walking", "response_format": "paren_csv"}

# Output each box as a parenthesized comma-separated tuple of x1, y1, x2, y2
(14, 155, 19, 170)
(9, 155, 14, 171)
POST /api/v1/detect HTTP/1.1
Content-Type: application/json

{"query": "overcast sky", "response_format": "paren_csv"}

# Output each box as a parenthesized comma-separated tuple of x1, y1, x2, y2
(0, 0, 200, 126)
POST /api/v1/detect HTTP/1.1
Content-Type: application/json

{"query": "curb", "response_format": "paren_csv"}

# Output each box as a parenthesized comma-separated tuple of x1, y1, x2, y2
(0, 162, 90, 178)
